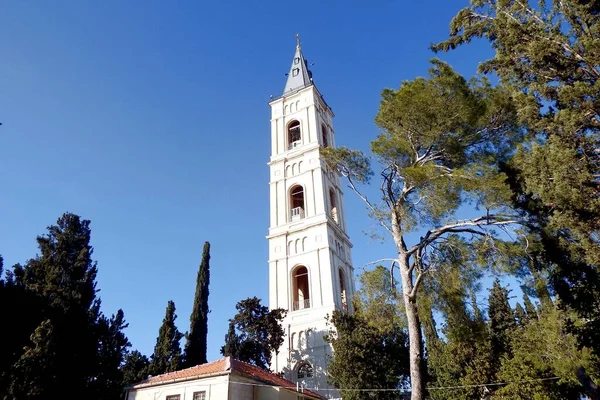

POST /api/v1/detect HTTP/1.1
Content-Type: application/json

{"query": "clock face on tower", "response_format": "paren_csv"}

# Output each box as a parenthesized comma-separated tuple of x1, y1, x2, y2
(266, 39, 354, 399)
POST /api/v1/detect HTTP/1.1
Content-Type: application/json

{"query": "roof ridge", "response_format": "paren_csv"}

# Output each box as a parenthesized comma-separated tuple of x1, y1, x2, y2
(144, 357, 228, 380)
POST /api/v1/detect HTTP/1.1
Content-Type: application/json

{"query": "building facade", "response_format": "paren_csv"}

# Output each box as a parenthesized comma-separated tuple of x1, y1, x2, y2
(126, 357, 323, 400)
(267, 38, 355, 399)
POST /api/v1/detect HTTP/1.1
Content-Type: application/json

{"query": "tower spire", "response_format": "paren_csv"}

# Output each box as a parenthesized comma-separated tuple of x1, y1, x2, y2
(283, 34, 312, 94)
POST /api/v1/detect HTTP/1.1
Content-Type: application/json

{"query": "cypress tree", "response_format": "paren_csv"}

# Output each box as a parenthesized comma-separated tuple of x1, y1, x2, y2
(184, 241, 211, 367)
(488, 280, 516, 373)
(221, 322, 239, 360)
(150, 300, 183, 375)
(523, 293, 538, 321)
(514, 303, 528, 327)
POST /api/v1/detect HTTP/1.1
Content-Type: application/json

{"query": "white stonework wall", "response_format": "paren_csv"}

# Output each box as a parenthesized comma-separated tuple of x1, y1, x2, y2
(127, 373, 318, 400)
(267, 85, 355, 399)
(126, 375, 229, 400)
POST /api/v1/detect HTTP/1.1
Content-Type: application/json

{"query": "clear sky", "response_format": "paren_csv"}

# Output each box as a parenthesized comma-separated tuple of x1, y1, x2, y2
(0, 1, 496, 362)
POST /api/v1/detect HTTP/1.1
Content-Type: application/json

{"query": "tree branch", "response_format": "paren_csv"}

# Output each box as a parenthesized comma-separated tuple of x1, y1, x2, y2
(407, 215, 520, 256)
(345, 175, 394, 235)
(363, 258, 400, 268)
(409, 270, 426, 301)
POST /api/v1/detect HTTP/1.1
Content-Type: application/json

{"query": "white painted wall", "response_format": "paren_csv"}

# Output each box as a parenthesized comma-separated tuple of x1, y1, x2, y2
(126, 375, 228, 400)
(267, 85, 355, 399)
(127, 373, 318, 400)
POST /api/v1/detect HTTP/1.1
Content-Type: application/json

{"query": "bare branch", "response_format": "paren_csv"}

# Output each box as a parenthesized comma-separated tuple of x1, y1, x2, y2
(363, 258, 400, 268)
(407, 215, 521, 256)
(409, 270, 427, 300)
(345, 175, 394, 235)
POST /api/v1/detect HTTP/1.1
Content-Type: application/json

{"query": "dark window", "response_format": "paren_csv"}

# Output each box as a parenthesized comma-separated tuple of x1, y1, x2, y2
(290, 185, 305, 221)
(288, 121, 301, 149)
(166, 396, 180, 400)
(329, 188, 338, 223)
(292, 68, 299, 77)
(297, 362, 314, 379)
(193, 392, 206, 400)
(294, 57, 300, 64)
(339, 269, 347, 312)
(321, 124, 329, 147)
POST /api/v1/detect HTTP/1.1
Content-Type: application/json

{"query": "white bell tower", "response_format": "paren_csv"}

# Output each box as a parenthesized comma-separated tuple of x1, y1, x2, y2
(267, 36, 355, 398)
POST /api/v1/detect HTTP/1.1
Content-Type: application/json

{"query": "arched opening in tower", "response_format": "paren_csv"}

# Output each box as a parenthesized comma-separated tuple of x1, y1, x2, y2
(288, 120, 301, 149)
(329, 188, 338, 223)
(292, 266, 310, 311)
(290, 185, 305, 221)
(297, 361, 314, 380)
(321, 124, 329, 148)
(339, 268, 347, 312)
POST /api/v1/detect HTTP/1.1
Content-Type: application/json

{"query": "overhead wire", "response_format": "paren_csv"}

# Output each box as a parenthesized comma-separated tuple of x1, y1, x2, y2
(226, 375, 562, 392)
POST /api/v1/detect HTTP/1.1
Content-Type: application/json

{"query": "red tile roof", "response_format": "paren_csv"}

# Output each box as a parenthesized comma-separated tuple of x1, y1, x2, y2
(229, 358, 322, 399)
(138, 358, 229, 386)
(129, 357, 323, 399)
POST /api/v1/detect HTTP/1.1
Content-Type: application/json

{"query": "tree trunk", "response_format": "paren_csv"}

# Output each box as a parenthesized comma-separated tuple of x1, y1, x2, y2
(398, 256, 424, 400)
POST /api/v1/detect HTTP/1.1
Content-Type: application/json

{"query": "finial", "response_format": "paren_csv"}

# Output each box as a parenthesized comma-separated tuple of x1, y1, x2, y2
(296, 33, 301, 49)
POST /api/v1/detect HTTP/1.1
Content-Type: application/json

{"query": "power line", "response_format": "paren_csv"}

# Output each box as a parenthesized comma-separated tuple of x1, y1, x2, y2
(226, 375, 561, 392)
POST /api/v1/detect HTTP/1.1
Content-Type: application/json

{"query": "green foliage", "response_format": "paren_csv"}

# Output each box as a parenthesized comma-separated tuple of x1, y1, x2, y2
(523, 293, 538, 321)
(91, 309, 131, 400)
(323, 60, 520, 230)
(220, 297, 286, 370)
(422, 263, 493, 400)
(121, 350, 150, 387)
(184, 241, 211, 367)
(495, 307, 598, 399)
(150, 300, 183, 376)
(355, 265, 404, 331)
(1, 213, 130, 400)
(326, 310, 409, 400)
(514, 303, 528, 327)
(435, 0, 600, 358)
(323, 61, 522, 400)
(488, 280, 517, 374)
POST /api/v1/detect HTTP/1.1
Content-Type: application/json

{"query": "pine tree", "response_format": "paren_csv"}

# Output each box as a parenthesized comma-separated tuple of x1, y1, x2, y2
(354, 265, 403, 332)
(91, 309, 131, 400)
(6, 213, 130, 399)
(488, 280, 516, 375)
(434, 0, 600, 360)
(322, 60, 521, 400)
(184, 241, 211, 367)
(0, 259, 44, 395)
(220, 297, 286, 370)
(150, 300, 183, 376)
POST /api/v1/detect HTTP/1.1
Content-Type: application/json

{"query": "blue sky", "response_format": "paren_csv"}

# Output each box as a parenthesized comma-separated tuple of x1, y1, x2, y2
(0, 1, 500, 361)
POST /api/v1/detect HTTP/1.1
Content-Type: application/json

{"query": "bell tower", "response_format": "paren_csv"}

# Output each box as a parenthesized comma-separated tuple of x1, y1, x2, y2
(267, 36, 355, 398)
